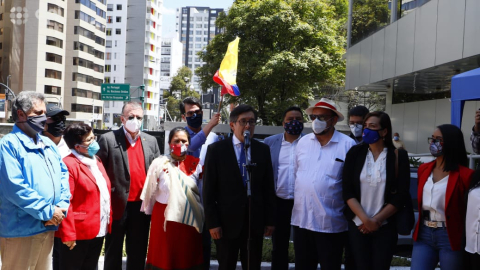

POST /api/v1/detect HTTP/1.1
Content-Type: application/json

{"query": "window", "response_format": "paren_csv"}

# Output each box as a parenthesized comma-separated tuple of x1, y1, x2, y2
(196, 31, 202, 35)
(189, 24, 194, 28)
(47, 3, 64, 17)
(204, 31, 208, 35)
(106, 53, 111, 60)
(189, 30, 193, 35)
(195, 37, 201, 42)
(44, 85, 61, 95)
(117, 4, 122, 10)
(107, 4, 113, 11)
(204, 24, 208, 28)
(71, 104, 102, 113)
(47, 20, 63, 33)
(46, 36, 63, 48)
(75, 0, 106, 19)
(114, 65, 116, 71)
(114, 53, 117, 59)
(188, 51, 193, 55)
(181, 37, 186, 41)
(45, 69, 62, 80)
(195, 44, 201, 48)
(73, 42, 104, 59)
(105, 65, 111, 72)
(0, 43, 2, 49)
(72, 73, 103, 86)
(73, 57, 104, 73)
(115, 40, 117, 47)
(45, 53, 62, 64)
(107, 16, 112, 23)
(188, 57, 192, 63)
(115, 28, 121, 35)
(181, 23, 186, 28)
(196, 24, 202, 28)
(106, 28, 111, 36)
(189, 37, 193, 42)
(72, 89, 101, 100)
(106, 40, 112, 48)
(0, 13, 2, 21)
(104, 77, 110, 83)
(116, 16, 121, 23)
(75, 11, 105, 31)
(196, 17, 202, 21)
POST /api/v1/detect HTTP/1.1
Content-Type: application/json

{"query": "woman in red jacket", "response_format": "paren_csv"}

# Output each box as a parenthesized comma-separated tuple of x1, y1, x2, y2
(56, 123, 112, 270)
(411, 124, 474, 270)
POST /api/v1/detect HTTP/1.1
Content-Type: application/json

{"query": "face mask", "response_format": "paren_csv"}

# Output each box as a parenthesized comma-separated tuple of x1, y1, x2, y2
(429, 141, 443, 157)
(170, 143, 187, 157)
(125, 118, 141, 133)
(312, 118, 329, 135)
(284, 120, 303, 135)
(47, 121, 66, 137)
(393, 136, 399, 141)
(186, 113, 203, 129)
(349, 124, 363, 138)
(362, 128, 381, 144)
(24, 114, 47, 134)
(77, 141, 100, 157)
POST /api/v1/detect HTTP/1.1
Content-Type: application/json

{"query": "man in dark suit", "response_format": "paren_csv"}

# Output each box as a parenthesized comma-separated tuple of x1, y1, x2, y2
(97, 101, 160, 270)
(203, 104, 276, 270)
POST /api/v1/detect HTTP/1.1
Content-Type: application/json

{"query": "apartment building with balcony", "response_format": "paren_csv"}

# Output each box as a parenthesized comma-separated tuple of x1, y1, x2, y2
(159, 33, 182, 120)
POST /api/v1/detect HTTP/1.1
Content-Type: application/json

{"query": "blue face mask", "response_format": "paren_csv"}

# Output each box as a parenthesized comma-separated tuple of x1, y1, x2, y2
(186, 113, 203, 129)
(77, 141, 100, 157)
(393, 136, 399, 141)
(362, 128, 382, 144)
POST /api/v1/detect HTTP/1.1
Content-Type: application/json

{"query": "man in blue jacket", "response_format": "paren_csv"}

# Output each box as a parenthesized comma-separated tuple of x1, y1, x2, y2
(0, 91, 70, 270)
(264, 106, 305, 270)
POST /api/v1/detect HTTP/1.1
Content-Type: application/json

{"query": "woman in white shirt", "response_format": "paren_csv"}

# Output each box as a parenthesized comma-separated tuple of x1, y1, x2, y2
(465, 170, 480, 269)
(141, 127, 204, 270)
(343, 111, 411, 270)
(411, 124, 474, 270)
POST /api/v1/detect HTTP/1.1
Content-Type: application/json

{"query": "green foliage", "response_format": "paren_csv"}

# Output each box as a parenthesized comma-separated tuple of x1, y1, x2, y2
(164, 66, 200, 121)
(197, 0, 348, 125)
(344, 90, 386, 111)
(409, 157, 424, 168)
(351, 0, 390, 45)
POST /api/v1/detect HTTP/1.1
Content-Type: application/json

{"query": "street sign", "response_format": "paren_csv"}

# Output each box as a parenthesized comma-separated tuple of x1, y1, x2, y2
(101, 84, 130, 101)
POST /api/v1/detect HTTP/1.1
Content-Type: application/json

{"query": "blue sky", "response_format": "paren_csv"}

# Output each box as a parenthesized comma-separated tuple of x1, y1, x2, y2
(161, 0, 234, 35)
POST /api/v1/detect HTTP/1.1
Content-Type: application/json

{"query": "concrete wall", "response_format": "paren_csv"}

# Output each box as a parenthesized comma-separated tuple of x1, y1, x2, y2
(345, 0, 480, 89)
(391, 98, 479, 154)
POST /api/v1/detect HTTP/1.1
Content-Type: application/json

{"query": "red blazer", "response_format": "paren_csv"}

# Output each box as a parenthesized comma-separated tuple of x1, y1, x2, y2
(413, 161, 474, 251)
(56, 154, 113, 242)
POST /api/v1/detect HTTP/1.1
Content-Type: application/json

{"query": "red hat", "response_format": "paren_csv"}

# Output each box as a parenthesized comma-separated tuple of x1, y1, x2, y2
(305, 98, 344, 121)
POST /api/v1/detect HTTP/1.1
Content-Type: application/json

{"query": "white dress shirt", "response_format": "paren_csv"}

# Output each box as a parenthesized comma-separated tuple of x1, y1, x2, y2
(276, 135, 300, 200)
(291, 130, 356, 233)
(422, 173, 448, 221)
(232, 134, 251, 177)
(57, 137, 71, 158)
(353, 148, 388, 226)
(466, 187, 480, 254)
(71, 150, 111, 237)
(123, 126, 141, 146)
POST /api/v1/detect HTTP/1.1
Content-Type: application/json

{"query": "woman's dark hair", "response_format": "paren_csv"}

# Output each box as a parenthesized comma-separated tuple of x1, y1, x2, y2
(168, 127, 191, 145)
(363, 111, 394, 149)
(436, 124, 468, 171)
(63, 123, 92, 149)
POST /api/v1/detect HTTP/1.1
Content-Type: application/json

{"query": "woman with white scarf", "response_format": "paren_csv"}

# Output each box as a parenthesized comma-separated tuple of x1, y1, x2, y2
(55, 123, 112, 270)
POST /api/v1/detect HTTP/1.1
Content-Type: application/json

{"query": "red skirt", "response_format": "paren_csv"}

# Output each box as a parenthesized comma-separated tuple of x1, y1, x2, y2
(145, 202, 203, 270)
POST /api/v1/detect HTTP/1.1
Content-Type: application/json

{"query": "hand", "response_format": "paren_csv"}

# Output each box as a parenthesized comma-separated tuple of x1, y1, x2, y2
(63, 241, 76, 250)
(358, 224, 371, 234)
(209, 227, 222, 240)
(475, 110, 480, 132)
(207, 113, 221, 128)
(363, 217, 381, 232)
(47, 207, 67, 226)
(264, 226, 275, 236)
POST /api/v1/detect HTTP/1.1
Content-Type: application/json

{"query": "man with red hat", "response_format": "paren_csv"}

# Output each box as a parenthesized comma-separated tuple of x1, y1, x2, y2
(291, 98, 356, 270)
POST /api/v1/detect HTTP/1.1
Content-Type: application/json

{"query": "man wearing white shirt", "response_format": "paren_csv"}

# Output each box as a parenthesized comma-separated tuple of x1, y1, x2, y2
(291, 98, 356, 270)
(264, 106, 305, 270)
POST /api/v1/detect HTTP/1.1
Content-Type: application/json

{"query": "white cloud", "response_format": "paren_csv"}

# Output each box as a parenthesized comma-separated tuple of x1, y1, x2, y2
(161, 6, 176, 15)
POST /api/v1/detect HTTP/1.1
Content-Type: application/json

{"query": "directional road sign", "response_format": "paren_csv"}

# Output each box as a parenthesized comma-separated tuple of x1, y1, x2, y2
(101, 84, 130, 101)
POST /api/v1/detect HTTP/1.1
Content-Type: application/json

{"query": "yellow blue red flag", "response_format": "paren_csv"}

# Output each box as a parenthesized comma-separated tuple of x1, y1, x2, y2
(213, 37, 240, 96)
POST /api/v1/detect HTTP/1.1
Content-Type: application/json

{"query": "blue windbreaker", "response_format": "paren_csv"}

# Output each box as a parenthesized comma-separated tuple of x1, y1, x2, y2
(0, 125, 71, 237)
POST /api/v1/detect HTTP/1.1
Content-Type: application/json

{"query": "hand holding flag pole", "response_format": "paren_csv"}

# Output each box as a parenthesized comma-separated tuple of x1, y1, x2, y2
(213, 37, 240, 113)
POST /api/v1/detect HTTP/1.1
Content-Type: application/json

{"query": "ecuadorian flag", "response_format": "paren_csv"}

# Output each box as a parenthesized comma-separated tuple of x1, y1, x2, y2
(213, 37, 240, 96)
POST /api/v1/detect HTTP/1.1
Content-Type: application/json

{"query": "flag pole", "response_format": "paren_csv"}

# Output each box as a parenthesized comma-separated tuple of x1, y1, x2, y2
(217, 94, 223, 113)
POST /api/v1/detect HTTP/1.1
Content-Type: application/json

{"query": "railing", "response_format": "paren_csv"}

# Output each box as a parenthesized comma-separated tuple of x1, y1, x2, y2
(408, 153, 480, 170)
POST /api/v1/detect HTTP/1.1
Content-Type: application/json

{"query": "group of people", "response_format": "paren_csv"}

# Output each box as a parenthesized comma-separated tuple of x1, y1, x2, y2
(1, 90, 480, 270)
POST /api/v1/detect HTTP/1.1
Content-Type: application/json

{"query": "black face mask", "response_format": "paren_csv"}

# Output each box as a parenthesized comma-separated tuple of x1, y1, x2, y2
(47, 121, 66, 137)
(186, 113, 203, 129)
(22, 114, 47, 134)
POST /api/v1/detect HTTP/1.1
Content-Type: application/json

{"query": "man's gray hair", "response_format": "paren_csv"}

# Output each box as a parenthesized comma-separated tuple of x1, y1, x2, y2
(12, 91, 45, 121)
(121, 101, 143, 115)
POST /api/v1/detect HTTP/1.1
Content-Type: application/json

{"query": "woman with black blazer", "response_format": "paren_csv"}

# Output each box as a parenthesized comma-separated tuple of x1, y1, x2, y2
(342, 111, 410, 270)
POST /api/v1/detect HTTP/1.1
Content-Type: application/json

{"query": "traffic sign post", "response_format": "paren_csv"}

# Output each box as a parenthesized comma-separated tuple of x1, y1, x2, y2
(101, 84, 130, 101)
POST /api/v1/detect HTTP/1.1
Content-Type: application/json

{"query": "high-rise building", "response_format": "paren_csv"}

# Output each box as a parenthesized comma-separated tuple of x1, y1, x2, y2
(176, 6, 223, 92)
(103, 0, 163, 130)
(0, 0, 106, 126)
(159, 33, 183, 121)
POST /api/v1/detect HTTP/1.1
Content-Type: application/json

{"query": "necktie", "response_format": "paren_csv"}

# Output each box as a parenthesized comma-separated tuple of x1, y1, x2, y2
(239, 143, 247, 186)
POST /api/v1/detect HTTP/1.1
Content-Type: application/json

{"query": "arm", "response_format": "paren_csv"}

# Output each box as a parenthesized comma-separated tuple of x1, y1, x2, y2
(263, 145, 276, 236)
(58, 166, 77, 242)
(189, 113, 221, 153)
(202, 113, 220, 138)
(202, 144, 222, 239)
(0, 142, 55, 221)
(57, 159, 71, 211)
(342, 147, 357, 203)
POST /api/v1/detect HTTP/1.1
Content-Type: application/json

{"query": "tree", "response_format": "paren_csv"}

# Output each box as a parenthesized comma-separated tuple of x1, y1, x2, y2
(350, 0, 390, 45)
(164, 66, 200, 121)
(197, 0, 348, 125)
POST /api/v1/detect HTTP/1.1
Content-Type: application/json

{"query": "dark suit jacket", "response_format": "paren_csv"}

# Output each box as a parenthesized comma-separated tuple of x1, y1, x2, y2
(97, 128, 160, 220)
(413, 161, 473, 251)
(342, 144, 411, 221)
(203, 137, 276, 239)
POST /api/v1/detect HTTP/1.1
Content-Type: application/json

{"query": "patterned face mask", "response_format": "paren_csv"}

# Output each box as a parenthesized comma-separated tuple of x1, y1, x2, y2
(429, 141, 443, 157)
(284, 120, 303, 135)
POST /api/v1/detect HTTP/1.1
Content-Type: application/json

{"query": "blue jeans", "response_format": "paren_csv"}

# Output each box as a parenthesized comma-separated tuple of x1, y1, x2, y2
(411, 224, 464, 270)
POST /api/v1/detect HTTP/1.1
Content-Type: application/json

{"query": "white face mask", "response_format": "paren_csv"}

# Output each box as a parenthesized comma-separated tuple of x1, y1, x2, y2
(312, 118, 328, 134)
(125, 118, 141, 133)
(350, 123, 363, 138)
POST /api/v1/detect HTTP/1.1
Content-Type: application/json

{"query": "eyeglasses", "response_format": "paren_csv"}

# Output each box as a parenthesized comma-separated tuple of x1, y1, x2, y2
(82, 135, 97, 144)
(309, 114, 333, 121)
(185, 110, 202, 118)
(235, 119, 256, 127)
(50, 115, 66, 122)
(427, 137, 443, 144)
(126, 115, 143, 121)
